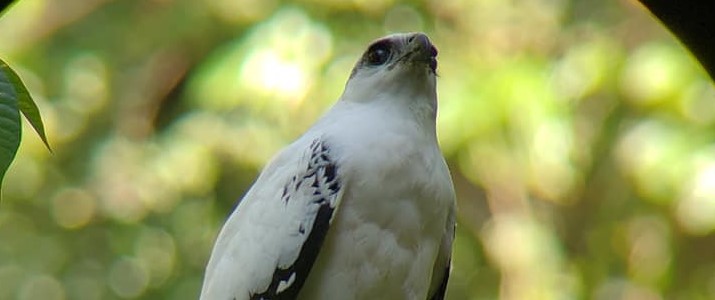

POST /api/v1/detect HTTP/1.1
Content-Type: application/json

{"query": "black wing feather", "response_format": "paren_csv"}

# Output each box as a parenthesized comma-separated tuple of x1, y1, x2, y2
(251, 139, 341, 300)
(428, 261, 451, 300)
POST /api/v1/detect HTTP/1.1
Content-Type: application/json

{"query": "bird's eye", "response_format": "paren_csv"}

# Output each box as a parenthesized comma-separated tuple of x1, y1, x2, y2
(365, 43, 391, 66)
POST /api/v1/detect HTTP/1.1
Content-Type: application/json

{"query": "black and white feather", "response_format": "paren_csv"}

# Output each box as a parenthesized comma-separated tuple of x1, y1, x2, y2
(200, 32, 456, 300)
(250, 139, 341, 300)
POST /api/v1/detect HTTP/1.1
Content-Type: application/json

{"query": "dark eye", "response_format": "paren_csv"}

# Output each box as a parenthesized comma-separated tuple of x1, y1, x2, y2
(365, 43, 391, 66)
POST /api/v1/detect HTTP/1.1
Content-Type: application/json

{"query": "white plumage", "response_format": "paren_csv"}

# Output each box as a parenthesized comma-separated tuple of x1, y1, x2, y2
(200, 32, 456, 300)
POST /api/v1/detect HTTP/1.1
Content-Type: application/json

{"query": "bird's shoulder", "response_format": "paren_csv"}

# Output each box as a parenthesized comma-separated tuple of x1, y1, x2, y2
(201, 135, 345, 300)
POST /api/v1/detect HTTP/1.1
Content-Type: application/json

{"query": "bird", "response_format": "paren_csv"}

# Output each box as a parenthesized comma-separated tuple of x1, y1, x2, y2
(199, 32, 456, 300)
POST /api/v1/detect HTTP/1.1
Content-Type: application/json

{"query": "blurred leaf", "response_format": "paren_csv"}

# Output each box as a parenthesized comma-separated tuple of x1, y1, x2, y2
(0, 59, 21, 198)
(1, 59, 51, 151)
(0, 1, 16, 16)
(0, 59, 50, 199)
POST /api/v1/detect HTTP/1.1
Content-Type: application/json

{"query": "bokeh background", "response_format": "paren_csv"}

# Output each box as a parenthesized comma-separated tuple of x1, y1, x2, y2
(1, 0, 714, 299)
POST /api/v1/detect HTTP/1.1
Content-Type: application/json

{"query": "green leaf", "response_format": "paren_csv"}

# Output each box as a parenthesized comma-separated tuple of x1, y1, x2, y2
(0, 60, 22, 196)
(1, 59, 51, 151)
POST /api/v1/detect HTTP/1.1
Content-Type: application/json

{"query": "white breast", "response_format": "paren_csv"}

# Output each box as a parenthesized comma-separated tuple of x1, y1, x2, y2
(295, 100, 454, 300)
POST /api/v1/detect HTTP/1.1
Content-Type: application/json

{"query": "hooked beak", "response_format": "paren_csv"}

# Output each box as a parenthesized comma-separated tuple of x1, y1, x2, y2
(408, 33, 438, 73)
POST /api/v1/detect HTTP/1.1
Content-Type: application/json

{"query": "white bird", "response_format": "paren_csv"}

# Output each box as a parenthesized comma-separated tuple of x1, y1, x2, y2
(200, 32, 456, 300)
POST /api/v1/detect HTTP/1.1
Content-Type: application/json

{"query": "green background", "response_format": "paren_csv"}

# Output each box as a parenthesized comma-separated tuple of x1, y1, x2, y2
(1, 0, 714, 299)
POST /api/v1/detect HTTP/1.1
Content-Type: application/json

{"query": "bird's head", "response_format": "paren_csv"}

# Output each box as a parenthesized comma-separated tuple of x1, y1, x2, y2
(340, 32, 438, 109)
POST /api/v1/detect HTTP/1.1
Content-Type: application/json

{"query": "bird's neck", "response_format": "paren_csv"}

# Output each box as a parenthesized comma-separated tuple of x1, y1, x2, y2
(341, 82, 438, 121)
(336, 88, 438, 138)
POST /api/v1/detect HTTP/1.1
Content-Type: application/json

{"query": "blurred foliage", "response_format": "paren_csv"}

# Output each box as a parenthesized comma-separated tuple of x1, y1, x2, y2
(0, 0, 714, 299)
(0, 58, 51, 194)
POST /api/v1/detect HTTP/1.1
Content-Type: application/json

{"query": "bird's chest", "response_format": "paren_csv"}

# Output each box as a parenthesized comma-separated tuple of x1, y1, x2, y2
(298, 126, 453, 299)
(336, 122, 450, 229)
(343, 150, 446, 232)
